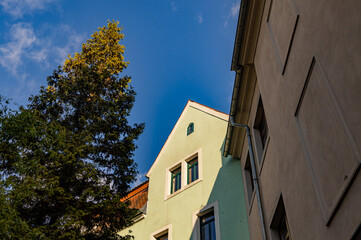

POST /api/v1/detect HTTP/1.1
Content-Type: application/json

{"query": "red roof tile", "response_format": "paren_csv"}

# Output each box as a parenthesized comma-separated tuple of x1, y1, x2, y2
(121, 181, 149, 210)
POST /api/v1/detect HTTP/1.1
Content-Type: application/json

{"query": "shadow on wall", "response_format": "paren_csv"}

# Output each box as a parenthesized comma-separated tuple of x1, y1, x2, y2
(189, 138, 250, 240)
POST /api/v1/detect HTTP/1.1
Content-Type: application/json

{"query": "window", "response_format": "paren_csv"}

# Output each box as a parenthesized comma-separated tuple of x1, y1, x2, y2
(244, 153, 254, 205)
(259, 102, 268, 149)
(187, 157, 199, 184)
(192, 202, 220, 240)
(271, 195, 291, 240)
(253, 97, 269, 164)
(156, 233, 168, 240)
(277, 215, 291, 240)
(151, 225, 171, 240)
(166, 151, 202, 198)
(187, 122, 194, 135)
(200, 211, 216, 240)
(171, 167, 181, 194)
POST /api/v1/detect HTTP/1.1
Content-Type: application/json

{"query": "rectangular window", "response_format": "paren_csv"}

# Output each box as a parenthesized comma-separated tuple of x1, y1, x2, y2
(166, 151, 201, 199)
(151, 225, 171, 240)
(277, 215, 291, 240)
(244, 153, 254, 205)
(187, 157, 199, 184)
(171, 167, 181, 194)
(259, 103, 268, 149)
(156, 233, 168, 240)
(254, 97, 269, 164)
(271, 195, 291, 240)
(200, 211, 216, 240)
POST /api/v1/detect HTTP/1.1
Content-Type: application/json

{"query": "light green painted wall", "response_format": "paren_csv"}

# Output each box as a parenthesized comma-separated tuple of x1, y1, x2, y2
(119, 104, 249, 240)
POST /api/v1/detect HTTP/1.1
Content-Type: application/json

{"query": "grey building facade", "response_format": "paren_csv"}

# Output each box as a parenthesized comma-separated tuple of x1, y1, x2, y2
(224, 0, 361, 239)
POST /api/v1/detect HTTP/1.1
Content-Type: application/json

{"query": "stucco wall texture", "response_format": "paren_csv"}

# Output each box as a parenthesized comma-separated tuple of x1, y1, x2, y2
(230, 0, 361, 239)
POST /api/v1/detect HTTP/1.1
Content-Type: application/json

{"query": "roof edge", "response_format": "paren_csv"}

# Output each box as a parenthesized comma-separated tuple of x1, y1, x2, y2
(146, 100, 228, 177)
(231, 0, 249, 71)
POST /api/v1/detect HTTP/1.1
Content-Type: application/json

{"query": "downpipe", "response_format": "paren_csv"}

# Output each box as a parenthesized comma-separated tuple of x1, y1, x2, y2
(229, 116, 267, 240)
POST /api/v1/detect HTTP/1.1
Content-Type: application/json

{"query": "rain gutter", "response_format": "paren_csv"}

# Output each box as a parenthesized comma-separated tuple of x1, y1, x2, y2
(223, 1, 267, 239)
(224, 0, 249, 157)
(229, 116, 267, 240)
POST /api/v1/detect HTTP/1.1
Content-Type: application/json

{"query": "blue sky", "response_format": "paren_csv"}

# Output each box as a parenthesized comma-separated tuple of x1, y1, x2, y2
(0, 0, 240, 186)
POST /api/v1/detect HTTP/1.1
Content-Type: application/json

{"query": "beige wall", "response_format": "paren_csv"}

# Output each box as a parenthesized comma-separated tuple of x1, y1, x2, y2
(229, 0, 361, 239)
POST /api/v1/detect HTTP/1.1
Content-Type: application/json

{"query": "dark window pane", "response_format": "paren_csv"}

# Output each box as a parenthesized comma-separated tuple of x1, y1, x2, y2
(200, 212, 216, 240)
(204, 224, 210, 240)
(254, 98, 269, 152)
(187, 157, 199, 184)
(244, 154, 254, 204)
(187, 123, 194, 135)
(259, 107, 268, 148)
(171, 167, 181, 193)
(195, 164, 199, 179)
(277, 215, 291, 240)
(156, 233, 168, 240)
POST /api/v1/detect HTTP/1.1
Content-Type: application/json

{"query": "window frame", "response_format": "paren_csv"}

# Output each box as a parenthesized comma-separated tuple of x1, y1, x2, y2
(187, 156, 199, 184)
(165, 149, 202, 200)
(150, 224, 172, 240)
(192, 201, 221, 240)
(270, 195, 292, 240)
(156, 233, 168, 240)
(187, 122, 194, 135)
(200, 211, 216, 240)
(170, 166, 182, 194)
(277, 214, 291, 240)
(258, 106, 268, 149)
(252, 96, 270, 170)
(244, 152, 255, 209)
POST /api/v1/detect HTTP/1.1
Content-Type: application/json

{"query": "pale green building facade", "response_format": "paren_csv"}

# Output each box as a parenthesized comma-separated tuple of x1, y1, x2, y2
(119, 101, 250, 240)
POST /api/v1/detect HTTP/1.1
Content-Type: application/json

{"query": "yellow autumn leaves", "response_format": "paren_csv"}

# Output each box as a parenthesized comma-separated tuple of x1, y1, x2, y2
(46, 85, 56, 93)
(63, 20, 129, 83)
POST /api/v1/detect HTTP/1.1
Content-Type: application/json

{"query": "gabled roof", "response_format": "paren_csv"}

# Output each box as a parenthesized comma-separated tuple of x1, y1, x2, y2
(146, 100, 228, 177)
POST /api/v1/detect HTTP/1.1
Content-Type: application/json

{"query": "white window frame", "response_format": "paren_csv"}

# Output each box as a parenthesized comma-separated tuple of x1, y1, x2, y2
(150, 224, 172, 240)
(192, 201, 221, 240)
(164, 149, 202, 200)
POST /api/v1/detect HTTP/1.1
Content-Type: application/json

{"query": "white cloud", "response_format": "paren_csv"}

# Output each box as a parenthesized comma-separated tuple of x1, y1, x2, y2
(224, 1, 240, 27)
(197, 13, 203, 24)
(52, 25, 85, 65)
(31, 48, 48, 62)
(170, 1, 177, 12)
(231, 2, 240, 18)
(0, 23, 36, 75)
(0, 22, 85, 78)
(0, 0, 56, 18)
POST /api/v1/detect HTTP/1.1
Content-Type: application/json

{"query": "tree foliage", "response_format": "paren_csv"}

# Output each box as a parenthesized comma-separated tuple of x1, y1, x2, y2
(0, 21, 144, 239)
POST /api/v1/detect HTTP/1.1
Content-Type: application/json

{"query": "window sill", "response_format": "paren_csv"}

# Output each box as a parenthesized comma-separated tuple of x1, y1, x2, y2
(165, 178, 202, 201)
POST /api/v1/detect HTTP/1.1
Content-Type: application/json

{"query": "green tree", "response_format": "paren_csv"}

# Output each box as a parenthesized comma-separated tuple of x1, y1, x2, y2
(0, 21, 144, 239)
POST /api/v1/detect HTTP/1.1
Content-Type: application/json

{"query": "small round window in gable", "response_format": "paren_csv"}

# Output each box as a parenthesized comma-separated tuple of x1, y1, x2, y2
(187, 122, 194, 135)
